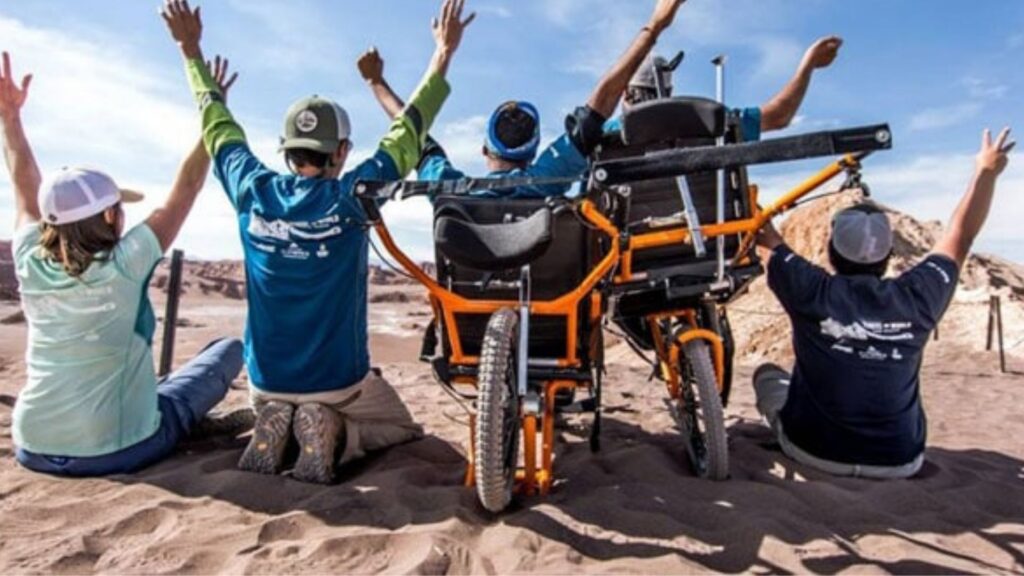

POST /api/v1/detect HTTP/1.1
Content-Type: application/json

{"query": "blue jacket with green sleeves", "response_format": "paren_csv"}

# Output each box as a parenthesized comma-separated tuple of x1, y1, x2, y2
(186, 59, 450, 393)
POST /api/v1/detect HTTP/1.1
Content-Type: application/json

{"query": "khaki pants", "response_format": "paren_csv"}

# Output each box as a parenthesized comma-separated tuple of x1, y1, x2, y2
(753, 364, 923, 480)
(250, 369, 424, 464)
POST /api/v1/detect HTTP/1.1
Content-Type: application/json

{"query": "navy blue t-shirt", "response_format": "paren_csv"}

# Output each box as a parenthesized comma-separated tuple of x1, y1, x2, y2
(768, 245, 959, 466)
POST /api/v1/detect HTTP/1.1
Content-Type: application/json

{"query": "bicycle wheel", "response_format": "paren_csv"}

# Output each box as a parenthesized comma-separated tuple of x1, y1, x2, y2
(678, 339, 729, 480)
(474, 308, 521, 513)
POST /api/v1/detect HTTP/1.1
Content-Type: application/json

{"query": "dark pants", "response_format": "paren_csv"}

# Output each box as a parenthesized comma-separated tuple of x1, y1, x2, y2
(752, 363, 923, 479)
(16, 338, 243, 477)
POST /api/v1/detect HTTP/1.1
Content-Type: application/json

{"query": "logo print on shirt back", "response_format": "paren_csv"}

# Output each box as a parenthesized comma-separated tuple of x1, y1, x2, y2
(282, 243, 310, 260)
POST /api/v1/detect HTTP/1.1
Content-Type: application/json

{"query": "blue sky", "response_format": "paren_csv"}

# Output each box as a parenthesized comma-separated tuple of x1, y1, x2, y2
(1, 0, 1021, 262)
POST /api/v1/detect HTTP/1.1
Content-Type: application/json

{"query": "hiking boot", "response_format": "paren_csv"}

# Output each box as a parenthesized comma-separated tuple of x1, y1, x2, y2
(292, 403, 344, 485)
(238, 401, 294, 475)
(193, 408, 257, 439)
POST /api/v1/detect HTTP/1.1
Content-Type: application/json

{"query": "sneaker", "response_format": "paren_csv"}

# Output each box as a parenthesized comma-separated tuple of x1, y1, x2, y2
(238, 401, 294, 475)
(292, 403, 344, 485)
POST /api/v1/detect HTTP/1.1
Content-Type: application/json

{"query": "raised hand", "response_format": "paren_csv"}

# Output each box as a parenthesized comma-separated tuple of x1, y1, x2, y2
(160, 0, 203, 59)
(648, 0, 685, 34)
(801, 36, 843, 70)
(207, 55, 238, 100)
(0, 52, 32, 121)
(977, 127, 1015, 176)
(358, 47, 385, 85)
(432, 0, 476, 56)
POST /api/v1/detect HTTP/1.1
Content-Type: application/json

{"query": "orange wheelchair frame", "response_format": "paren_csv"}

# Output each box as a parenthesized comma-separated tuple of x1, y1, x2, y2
(358, 193, 621, 503)
(354, 121, 890, 511)
(605, 153, 871, 478)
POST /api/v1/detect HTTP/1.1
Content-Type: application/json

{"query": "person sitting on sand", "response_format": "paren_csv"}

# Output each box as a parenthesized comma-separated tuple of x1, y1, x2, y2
(752, 127, 1016, 479)
(161, 0, 474, 484)
(0, 51, 245, 477)
(611, 35, 844, 141)
(358, 0, 686, 198)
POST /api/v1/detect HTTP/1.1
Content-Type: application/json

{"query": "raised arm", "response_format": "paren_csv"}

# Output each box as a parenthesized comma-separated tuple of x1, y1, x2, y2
(931, 127, 1015, 267)
(146, 56, 238, 251)
(358, 47, 405, 121)
(375, 0, 474, 177)
(0, 52, 41, 229)
(586, 0, 685, 119)
(162, 0, 246, 159)
(760, 36, 842, 132)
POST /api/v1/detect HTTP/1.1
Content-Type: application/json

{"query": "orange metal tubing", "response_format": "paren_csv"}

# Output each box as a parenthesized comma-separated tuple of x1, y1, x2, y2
(522, 414, 538, 496)
(541, 381, 578, 494)
(465, 414, 476, 487)
(614, 155, 858, 282)
(673, 328, 726, 392)
(374, 200, 620, 370)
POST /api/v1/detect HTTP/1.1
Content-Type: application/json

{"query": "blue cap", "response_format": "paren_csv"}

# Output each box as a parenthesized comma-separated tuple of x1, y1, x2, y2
(485, 101, 541, 162)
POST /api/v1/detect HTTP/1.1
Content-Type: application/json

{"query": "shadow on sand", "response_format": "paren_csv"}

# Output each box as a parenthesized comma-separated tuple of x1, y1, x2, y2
(112, 414, 1024, 573)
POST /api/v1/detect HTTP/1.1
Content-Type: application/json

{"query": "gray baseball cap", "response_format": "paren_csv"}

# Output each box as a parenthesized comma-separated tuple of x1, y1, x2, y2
(629, 54, 674, 91)
(280, 96, 351, 154)
(830, 205, 893, 264)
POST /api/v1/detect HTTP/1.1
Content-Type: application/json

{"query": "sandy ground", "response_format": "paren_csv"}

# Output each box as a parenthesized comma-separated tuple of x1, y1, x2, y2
(1, 279, 1023, 574)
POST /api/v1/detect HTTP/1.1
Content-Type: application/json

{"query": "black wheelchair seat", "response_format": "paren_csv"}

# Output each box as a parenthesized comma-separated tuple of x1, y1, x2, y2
(434, 207, 553, 272)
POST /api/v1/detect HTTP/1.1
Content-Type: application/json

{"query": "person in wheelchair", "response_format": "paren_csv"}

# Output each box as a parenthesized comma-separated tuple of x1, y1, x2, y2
(162, 0, 474, 484)
(752, 127, 1015, 479)
(610, 35, 844, 142)
(358, 0, 686, 198)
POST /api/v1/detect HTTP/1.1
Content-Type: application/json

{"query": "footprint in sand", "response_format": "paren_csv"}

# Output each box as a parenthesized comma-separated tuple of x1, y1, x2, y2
(256, 514, 314, 545)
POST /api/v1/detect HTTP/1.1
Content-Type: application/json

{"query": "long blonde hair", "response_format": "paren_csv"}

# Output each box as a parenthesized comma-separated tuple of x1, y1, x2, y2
(38, 211, 119, 278)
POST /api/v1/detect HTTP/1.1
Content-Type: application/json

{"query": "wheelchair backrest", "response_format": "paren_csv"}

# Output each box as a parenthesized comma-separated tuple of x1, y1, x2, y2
(433, 197, 599, 359)
(596, 96, 754, 273)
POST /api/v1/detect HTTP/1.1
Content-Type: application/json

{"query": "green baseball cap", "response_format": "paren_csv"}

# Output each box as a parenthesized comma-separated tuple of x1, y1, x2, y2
(280, 96, 351, 154)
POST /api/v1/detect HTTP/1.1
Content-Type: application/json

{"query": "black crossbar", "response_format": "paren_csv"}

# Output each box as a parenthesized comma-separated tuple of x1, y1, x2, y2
(354, 123, 892, 205)
(593, 124, 892, 186)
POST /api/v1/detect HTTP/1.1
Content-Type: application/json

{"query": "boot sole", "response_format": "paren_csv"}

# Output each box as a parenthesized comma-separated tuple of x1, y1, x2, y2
(292, 404, 342, 485)
(238, 402, 294, 475)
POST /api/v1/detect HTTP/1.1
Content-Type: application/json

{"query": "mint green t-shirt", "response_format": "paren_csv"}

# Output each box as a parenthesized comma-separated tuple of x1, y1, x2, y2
(12, 223, 164, 457)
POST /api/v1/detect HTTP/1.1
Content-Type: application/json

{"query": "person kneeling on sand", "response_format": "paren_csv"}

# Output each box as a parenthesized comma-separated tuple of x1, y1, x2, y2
(161, 0, 473, 484)
(752, 127, 1015, 479)
(0, 52, 245, 477)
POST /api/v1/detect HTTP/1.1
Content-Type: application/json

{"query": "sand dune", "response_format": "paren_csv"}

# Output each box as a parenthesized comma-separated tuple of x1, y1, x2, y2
(2, 293, 1022, 573)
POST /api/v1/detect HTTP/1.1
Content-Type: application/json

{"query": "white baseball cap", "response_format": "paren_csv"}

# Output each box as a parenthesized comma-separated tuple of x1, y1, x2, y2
(830, 205, 893, 265)
(40, 167, 144, 225)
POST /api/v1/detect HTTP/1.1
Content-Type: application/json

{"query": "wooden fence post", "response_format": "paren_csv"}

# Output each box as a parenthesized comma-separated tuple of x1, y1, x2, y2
(159, 250, 184, 377)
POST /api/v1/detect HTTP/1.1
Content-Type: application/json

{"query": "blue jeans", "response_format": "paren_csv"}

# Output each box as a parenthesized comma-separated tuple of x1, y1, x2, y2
(15, 338, 244, 477)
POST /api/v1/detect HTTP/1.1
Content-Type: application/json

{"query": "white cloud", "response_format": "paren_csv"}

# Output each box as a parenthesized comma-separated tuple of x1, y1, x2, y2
(906, 75, 1006, 133)
(476, 4, 513, 19)
(434, 115, 488, 173)
(0, 15, 197, 168)
(223, 0, 346, 76)
(962, 76, 1008, 100)
(746, 36, 803, 81)
(540, 0, 810, 93)
(908, 103, 982, 131)
(0, 14, 279, 259)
